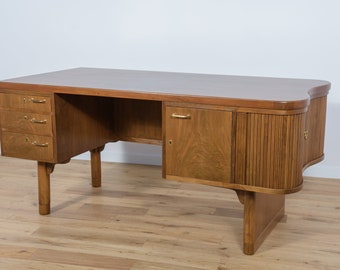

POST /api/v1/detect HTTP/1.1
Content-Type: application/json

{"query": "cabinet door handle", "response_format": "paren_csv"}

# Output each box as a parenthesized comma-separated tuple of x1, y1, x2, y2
(171, 113, 191, 119)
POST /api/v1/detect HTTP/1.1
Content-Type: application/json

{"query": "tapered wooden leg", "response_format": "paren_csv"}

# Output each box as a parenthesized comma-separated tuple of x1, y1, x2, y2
(240, 191, 285, 255)
(90, 145, 105, 187)
(37, 162, 55, 215)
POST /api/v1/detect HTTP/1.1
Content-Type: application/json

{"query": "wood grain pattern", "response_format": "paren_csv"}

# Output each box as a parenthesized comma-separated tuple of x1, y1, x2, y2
(90, 146, 104, 188)
(113, 99, 162, 144)
(0, 157, 339, 269)
(243, 113, 305, 191)
(0, 92, 55, 162)
(234, 112, 248, 185)
(54, 94, 116, 163)
(37, 161, 54, 215)
(0, 93, 51, 113)
(304, 96, 327, 167)
(1, 132, 54, 162)
(0, 111, 52, 136)
(165, 104, 233, 183)
(243, 192, 285, 255)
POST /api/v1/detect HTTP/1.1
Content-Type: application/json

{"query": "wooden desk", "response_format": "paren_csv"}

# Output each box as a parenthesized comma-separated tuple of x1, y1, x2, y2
(0, 68, 330, 254)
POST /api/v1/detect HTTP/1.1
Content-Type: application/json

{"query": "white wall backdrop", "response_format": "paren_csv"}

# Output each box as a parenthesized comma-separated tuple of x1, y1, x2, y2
(1, 0, 339, 178)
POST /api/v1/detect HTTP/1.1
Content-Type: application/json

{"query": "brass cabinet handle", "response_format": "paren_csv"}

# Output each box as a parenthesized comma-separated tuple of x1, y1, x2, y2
(31, 141, 49, 147)
(171, 113, 191, 119)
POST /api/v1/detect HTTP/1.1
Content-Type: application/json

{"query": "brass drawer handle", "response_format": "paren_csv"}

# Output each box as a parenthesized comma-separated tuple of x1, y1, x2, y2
(24, 116, 47, 124)
(171, 113, 191, 119)
(31, 141, 49, 147)
(24, 97, 46, 104)
(30, 118, 47, 124)
(31, 98, 46, 104)
(25, 137, 49, 147)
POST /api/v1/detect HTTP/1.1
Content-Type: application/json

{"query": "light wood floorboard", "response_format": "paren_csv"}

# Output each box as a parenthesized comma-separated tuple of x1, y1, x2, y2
(0, 156, 339, 269)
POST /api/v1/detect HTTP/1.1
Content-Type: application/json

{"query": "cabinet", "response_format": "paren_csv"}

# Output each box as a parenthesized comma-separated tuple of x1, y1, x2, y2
(164, 103, 233, 184)
(234, 112, 306, 192)
(0, 93, 55, 162)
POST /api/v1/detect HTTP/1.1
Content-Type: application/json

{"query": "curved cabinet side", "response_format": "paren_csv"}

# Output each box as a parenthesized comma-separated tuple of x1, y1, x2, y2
(234, 95, 328, 194)
(235, 111, 306, 193)
(303, 96, 327, 170)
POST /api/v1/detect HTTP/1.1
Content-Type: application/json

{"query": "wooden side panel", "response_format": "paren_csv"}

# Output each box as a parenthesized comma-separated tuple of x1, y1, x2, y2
(304, 97, 327, 167)
(234, 112, 248, 185)
(243, 191, 285, 255)
(54, 94, 116, 162)
(165, 105, 233, 183)
(237, 113, 305, 191)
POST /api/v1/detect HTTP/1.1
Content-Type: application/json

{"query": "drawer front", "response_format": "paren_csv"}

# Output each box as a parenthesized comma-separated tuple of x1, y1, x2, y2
(0, 93, 51, 113)
(1, 132, 54, 161)
(1, 111, 53, 136)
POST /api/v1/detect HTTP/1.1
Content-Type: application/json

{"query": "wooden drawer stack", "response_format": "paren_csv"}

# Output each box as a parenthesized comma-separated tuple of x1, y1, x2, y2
(0, 93, 54, 162)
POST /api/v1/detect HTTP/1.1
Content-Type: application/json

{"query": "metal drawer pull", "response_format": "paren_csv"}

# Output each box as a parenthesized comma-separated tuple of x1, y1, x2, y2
(31, 141, 49, 147)
(171, 113, 191, 119)
(30, 118, 47, 124)
(24, 116, 47, 124)
(30, 98, 46, 104)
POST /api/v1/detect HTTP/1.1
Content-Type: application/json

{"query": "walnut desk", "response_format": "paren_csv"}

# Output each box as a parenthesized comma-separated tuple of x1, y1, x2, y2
(0, 68, 330, 254)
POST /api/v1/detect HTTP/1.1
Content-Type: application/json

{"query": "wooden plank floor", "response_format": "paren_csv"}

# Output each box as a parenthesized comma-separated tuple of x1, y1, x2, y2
(0, 156, 339, 270)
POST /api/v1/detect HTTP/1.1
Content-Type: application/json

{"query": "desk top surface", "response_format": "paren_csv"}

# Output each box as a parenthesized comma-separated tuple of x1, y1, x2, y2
(0, 67, 330, 111)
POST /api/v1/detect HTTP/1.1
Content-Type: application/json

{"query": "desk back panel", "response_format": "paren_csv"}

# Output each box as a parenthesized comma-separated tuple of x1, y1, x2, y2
(112, 99, 162, 145)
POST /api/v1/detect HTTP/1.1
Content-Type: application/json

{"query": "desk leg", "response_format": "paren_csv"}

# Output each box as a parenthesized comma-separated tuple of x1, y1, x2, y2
(237, 191, 285, 255)
(90, 146, 105, 188)
(37, 162, 55, 215)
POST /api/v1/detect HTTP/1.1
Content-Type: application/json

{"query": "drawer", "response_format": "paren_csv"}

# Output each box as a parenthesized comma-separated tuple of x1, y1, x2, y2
(0, 93, 51, 113)
(1, 132, 54, 161)
(1, 111, 53, 136)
